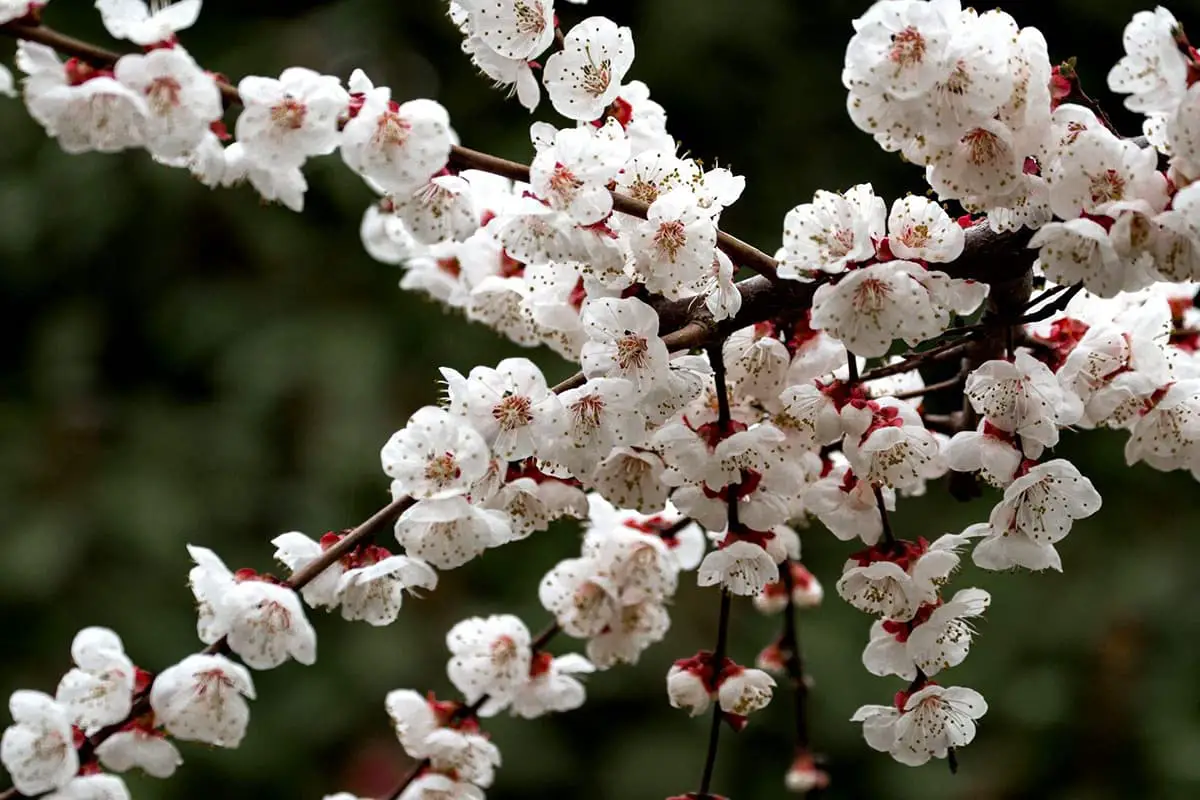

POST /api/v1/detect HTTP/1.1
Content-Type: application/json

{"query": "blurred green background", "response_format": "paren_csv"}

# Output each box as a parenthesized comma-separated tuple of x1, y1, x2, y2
(2, 1, 1199, 798)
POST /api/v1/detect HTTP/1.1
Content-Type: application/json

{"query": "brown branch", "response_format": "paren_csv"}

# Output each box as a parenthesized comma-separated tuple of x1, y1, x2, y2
(0, 20, 780, 282)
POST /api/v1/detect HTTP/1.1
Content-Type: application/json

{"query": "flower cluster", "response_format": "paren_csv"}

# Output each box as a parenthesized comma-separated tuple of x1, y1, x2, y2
(7, 0, 1200, 796)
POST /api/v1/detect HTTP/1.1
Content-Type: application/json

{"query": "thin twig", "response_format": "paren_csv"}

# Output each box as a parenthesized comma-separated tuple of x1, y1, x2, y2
(873, 484, 895, 548)
(855, 336, 977, 384)
(886, 372, 965, 402)
(1022, 282, 1068, 312)
(778, 562, 811, 751)
(845, 352, 859, 384)
(697, 589, 733, 797)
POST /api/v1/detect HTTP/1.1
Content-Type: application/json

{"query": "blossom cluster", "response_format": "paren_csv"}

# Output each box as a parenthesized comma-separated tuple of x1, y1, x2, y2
(6, 0, 1200, 797)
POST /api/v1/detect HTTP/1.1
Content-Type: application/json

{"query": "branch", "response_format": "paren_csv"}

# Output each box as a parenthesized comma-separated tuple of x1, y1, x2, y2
(0, 20, 1046, 368)
(0, 21, 780, 282)
(447, 148, 780, 281)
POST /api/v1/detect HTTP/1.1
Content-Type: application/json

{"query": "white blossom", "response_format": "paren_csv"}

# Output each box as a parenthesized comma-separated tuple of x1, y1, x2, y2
(544, 16, 635, 121)
(1, 691, 78, 796)
(149, 654, 254, 748)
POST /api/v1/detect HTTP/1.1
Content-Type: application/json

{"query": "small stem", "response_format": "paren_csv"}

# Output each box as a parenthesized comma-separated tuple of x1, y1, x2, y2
(1022, 282, 1068, 311)
(707, 342, 732, 431)
(873, 484, 895, 548)
(885, 373, 965, 401)
(845, 352, 859, 384)
(779, 562, 810, 751)
(1019, 282, 1083, 324)
(698, 589, 733, 796)
(855, 336, 976, 384)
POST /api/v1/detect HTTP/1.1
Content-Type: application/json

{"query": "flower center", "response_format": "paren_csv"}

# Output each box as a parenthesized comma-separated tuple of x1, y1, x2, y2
(628, 177, 660, 204)
(146, 76, 182, 114)
(888, 26, 927, 68)
(424, 452, 462, 485)
(616, 331, 650, 371)
(492, 393, 534, 431)
(549, 163, 582, 201)
(270, 97, 307, 131)
(654, 220, 688, 261)
(490, 635, 518, 665)
(374, 109, 411, 147)
(1088, 168, 1126, 205)
(570, 393, 606, 431)
(899, 223, 930, 249)
(513, 1, 547, 37)
(853, 277, 893, 312)
(581, 59, 613, 98)
(962, 128, 1004, 166)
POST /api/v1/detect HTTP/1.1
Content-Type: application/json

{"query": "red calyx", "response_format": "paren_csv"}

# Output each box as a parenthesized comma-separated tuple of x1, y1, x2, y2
(1013, 457, 1040, 478)
(582, 218, 620, 239)
(65, 58, 114, 86)
(816, 378, 867, 411)
(591, 96, 634, 129)
(720, 523, 776, 551)
(143, 36, 180, 52)
(623, 515, 689, 549)
(673, 651, 739, 693)
(722, 712, 749, 732)
(786, 311, 822, 354)
(133, 667, 154, 694)
(1028, 317, 1090, 370)
(789, 561, 816, 590)
(567, 277, 587, 311)
(1141, 383, 1173, 416)
(209, 119, 232, 141)
(857, 403, 903, 445)
(692, 417, 748, 450)
(700, 469, 764, 502)
(1049, 65, 1073, 109)
(850, 537, 929, 571)
(499, 249, 525, 279)
(232, 568, 282, 584)
(529, 651, 554, 679)
(757, 640, 786, 672)
(881, 601, 939, 643)
(504, 457, 582, 489)
(437, 257, 462, 279)
(981, 420, 1016, 444)
(319, 530, 395, 570)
